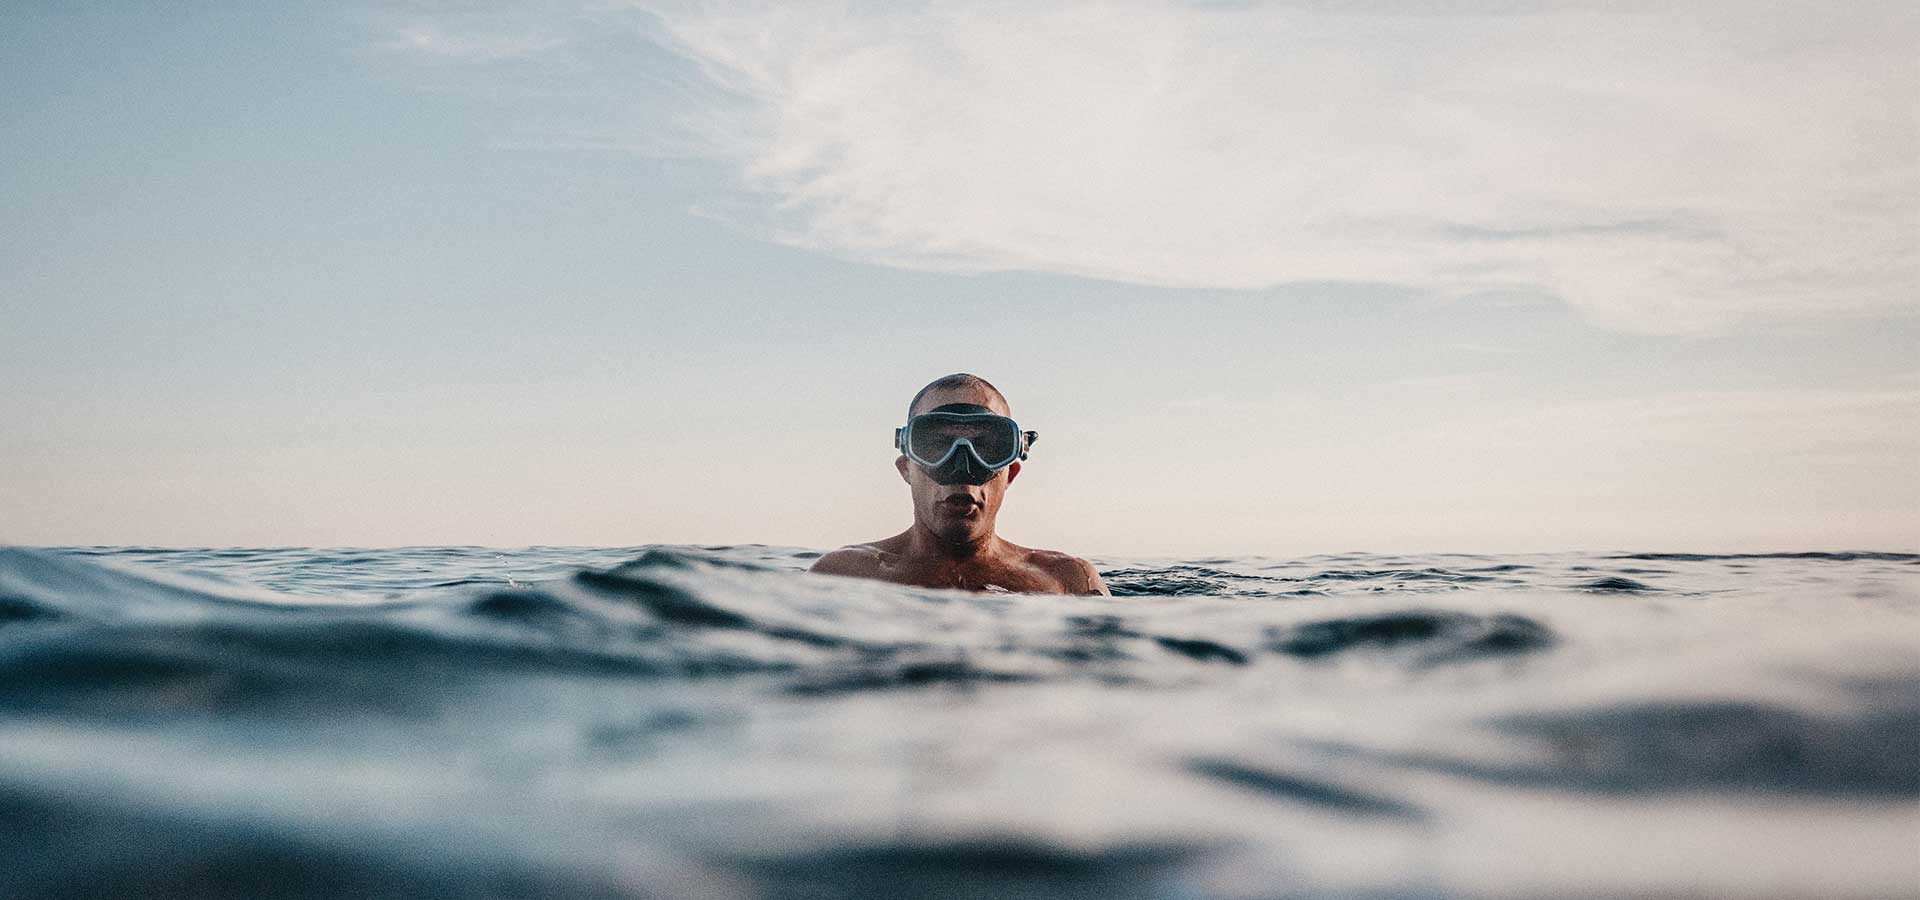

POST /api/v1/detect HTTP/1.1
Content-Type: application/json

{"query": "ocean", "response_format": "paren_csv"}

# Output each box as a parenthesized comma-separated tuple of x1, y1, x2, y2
(1, 545, 1914, 899)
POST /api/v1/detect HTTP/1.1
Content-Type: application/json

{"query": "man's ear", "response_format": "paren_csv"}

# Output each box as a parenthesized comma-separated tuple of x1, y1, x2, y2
(1004, 460, 1021, 486)
(895, 455, 911, 483)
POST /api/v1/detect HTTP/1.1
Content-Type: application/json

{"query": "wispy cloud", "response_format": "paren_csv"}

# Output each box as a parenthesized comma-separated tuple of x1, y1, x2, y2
(385, 24, 566, 61)
(391, 1, 1920, 333)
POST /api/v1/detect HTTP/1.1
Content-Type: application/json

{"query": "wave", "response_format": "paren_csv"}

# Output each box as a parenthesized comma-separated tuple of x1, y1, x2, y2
(3, 545, 1917, 900)
(1103, 563, 1526, 598)
(1574, 575, 1659, 592)
(1266, 610, 1556, 666)
(0, 548, 1586, 713)
(1311, 678, 1920, 799)
(1608, 551, 1919, 562)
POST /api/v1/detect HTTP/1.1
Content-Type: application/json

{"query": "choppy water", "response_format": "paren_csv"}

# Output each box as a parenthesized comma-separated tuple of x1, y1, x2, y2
(2, 545, 1915, 899)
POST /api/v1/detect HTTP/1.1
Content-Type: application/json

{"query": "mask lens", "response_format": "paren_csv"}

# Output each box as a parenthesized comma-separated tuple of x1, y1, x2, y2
(907, 413, 1021, 467)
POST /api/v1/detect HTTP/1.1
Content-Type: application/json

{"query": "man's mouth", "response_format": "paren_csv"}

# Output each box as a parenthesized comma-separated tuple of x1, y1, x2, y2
(939, 494, 980, 511)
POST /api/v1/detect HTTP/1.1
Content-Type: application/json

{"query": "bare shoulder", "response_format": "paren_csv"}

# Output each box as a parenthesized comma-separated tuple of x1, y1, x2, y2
(1025, 549, 1110, 596)
(808, 543, 890, 577)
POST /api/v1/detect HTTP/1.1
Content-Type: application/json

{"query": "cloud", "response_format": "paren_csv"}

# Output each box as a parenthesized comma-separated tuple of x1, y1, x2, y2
(385, 24, 566, 61)
(394, 1, 1920, 333)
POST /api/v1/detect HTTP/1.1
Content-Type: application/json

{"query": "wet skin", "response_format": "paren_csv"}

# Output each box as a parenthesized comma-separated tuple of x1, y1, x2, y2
(809, 383, 1109, 596)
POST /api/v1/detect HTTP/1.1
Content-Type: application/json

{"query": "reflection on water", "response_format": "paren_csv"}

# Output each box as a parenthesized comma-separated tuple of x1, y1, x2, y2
(1, 545, 1916, 899)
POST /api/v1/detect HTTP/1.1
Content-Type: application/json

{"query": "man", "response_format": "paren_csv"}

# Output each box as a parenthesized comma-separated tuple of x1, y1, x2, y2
(809, 374, 1110, 595)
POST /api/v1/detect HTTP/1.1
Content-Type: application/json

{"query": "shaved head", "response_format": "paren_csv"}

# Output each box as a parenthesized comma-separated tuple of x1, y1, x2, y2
(908, 373, 1009, 418)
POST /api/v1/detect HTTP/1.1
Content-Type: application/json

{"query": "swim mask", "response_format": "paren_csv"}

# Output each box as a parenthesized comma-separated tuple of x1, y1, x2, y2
(894, 403, 1038, 486)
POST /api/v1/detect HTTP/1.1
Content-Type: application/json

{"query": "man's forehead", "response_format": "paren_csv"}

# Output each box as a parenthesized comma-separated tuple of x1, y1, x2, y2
(911, 385, 1009, 417)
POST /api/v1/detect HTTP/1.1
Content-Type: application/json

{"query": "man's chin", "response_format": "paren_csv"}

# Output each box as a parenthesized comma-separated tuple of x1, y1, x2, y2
(927, 517, 986, 544)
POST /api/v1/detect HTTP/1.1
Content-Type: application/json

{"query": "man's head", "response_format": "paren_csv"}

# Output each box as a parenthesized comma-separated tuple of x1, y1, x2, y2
(897, 374, 1022, 546)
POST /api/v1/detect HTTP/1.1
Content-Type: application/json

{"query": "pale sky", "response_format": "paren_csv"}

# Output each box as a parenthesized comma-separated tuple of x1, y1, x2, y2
(2, 2, 1915, 555)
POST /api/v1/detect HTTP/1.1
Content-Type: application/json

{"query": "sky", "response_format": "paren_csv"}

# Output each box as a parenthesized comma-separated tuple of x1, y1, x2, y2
(1, 1, 1915, 555)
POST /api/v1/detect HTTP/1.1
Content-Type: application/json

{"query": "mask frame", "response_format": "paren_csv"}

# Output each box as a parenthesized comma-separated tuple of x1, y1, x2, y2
(893, 411, 1037, 471)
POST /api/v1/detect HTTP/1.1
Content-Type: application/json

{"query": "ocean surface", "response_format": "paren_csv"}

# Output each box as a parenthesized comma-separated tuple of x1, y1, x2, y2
(1, 545, 1915, 900)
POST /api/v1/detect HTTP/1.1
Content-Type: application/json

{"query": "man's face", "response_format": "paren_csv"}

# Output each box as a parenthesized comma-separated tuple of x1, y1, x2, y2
(897, 385, 1020, 545)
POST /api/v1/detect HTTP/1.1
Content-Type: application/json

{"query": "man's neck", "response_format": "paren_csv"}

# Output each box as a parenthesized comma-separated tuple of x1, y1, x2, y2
(909, 521, 1000, 561)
